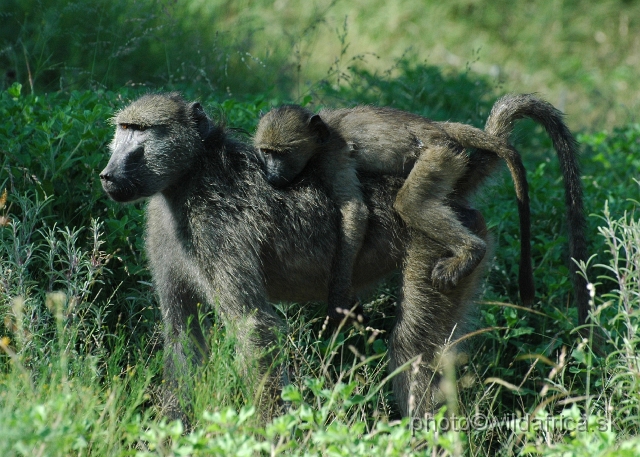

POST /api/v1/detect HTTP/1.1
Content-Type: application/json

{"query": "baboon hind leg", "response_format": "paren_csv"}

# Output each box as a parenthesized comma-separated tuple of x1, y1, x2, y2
(389, 230, 488, 418)
(394, 145, 487, 291)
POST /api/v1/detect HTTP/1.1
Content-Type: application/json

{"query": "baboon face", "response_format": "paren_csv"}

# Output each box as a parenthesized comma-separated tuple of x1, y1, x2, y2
(254, 105, 329, 187)
(100, 93, 209, 202)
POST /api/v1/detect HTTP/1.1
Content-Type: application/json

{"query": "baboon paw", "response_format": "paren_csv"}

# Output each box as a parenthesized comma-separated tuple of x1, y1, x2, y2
(433, 252, 484, 291)
(431, 259, 464, 291)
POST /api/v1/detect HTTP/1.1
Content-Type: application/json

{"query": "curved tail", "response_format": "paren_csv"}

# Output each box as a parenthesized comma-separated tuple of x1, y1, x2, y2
(441, 124, 533, 307)
(485, 94, 589, 325)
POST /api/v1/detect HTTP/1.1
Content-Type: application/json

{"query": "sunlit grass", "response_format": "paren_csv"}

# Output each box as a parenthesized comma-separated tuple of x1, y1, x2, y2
(4, 1, 639, 127)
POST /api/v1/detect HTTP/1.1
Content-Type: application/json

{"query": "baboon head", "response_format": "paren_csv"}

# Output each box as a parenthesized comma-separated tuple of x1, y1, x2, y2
(100, 93, 211, 202)
(254, 105, 330, 187)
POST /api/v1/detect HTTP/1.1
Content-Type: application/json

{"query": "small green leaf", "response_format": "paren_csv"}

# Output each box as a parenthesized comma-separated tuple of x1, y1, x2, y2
(372, 339, 387, 354)
(572, 346, 587, 365)
(281, 384, 303, 402)
(7, 82, 22, 98)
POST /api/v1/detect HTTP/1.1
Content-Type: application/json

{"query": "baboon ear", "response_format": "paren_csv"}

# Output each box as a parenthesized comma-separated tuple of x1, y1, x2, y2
(190, 102, 211, 139)
(308, 114, 330, 143)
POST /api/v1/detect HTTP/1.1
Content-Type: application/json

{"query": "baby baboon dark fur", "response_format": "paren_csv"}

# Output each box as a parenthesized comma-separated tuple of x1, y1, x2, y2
(255, 96, 589, 326)
(254, 104, 532, 323)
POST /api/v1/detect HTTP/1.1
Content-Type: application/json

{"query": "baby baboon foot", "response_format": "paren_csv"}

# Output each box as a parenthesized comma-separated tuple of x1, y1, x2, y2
(432, 246, 486, 291)
(328, 301, 370, 325)
(432, 257, 464, 291)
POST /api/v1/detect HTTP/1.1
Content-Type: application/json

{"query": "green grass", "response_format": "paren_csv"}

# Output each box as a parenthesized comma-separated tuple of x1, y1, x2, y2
(1, 82, 639, 455)
(3, 0, 640, 128)
(1, 1, 640, 453)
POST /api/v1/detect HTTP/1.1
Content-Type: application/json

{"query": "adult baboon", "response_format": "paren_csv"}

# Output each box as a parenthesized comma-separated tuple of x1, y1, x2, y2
(99, 92, 585, 422)
(254, 105, 532, 323)
(255, 97, 589, 325)
(100, 93, 410, 419)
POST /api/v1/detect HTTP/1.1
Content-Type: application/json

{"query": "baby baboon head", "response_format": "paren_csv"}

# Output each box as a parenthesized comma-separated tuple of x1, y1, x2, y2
(254, 105, 330, 187)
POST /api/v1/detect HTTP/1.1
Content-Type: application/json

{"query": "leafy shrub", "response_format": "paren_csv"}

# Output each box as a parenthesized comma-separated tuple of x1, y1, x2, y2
(0, 84, 151, 332)
(0, 0, 311, 97)
(1, 74, 639, 454)
(316, 59, 496, 126)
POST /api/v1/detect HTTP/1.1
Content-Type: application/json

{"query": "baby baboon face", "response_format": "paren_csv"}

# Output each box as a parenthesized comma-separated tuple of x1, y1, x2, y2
(254, 105, 330, 187)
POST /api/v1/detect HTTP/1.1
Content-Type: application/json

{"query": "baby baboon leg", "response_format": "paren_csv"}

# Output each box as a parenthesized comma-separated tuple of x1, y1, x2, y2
(451, 202, 488, 238)
(394, 146, 487, 291)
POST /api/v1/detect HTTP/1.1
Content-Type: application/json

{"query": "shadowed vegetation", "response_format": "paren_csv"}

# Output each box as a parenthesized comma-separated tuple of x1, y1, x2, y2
(1, 0, 639, 454)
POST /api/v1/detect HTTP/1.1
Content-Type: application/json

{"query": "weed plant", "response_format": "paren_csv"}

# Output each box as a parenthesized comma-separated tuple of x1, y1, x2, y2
(1, 177, 639, 454)
(4, 0, 640, 127)
(1, 44, 639, 453)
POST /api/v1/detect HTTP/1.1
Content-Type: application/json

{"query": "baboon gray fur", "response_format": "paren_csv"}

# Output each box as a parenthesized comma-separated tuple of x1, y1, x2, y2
(99, 92, 586, 423)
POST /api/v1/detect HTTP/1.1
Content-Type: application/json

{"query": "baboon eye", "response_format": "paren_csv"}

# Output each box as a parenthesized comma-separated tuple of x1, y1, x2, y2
(120, 123, 147, 131)
(260, 148, 278, 156)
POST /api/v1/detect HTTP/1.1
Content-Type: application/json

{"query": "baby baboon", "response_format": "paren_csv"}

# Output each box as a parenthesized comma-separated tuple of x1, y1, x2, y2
(254, 104, 533, 323)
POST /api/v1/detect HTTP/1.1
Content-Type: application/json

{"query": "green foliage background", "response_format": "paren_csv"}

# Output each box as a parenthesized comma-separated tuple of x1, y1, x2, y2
(1, 0, 640, 455)
(3, 0, 640, 127)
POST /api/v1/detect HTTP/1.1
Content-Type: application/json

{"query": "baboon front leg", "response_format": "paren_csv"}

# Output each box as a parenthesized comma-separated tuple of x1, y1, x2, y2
(327, 168, 369, 323)
(155, 269, 209, 421)
(210, 273, 287, 422)
(229, 305, 287, 421)
(394, 146, 486, 291)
